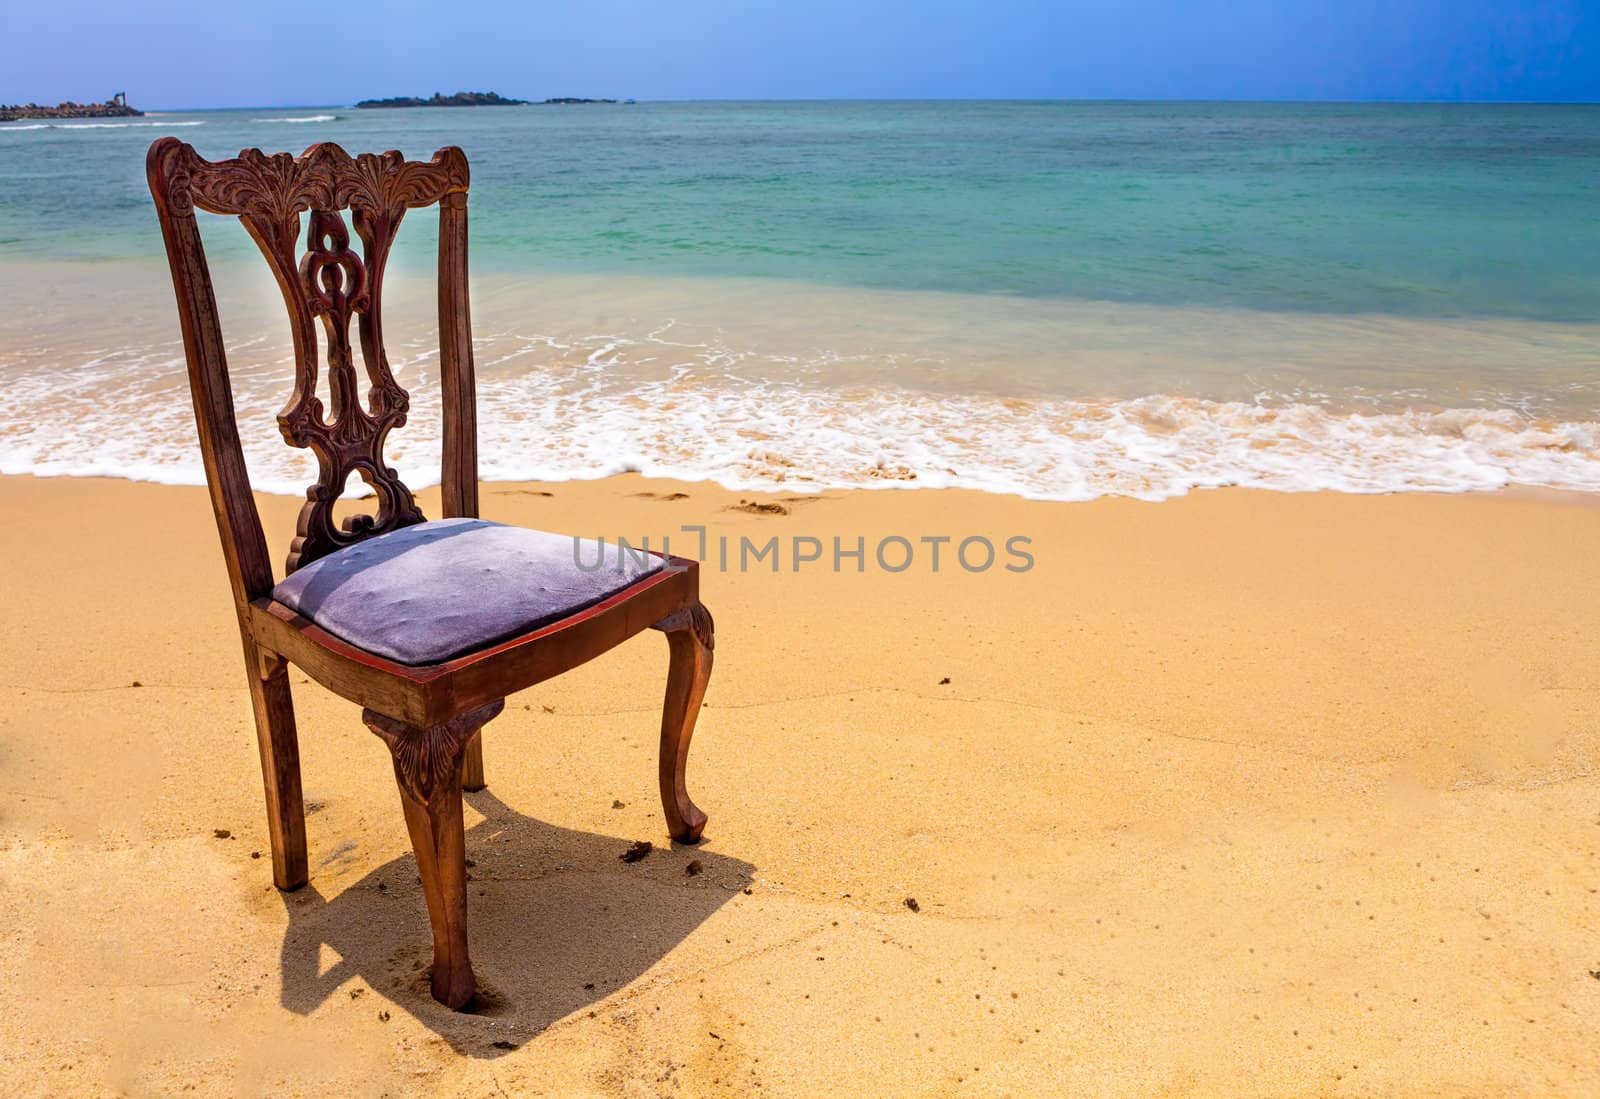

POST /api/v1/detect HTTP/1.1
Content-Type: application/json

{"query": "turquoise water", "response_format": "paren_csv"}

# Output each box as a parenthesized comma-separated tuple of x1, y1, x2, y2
(5, 100, 1600, 318)
(0, 101, 1596, 498)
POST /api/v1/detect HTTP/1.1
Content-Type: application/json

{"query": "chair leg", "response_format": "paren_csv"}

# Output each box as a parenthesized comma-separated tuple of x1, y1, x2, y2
(246, 644, 307, 891)
(362, 699, 503, 1010)
(652, 602, 714, 843)
(461, 730, 487, 792)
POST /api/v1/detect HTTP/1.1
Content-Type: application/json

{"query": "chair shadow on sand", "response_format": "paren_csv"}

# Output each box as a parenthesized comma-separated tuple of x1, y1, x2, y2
(276, 788, 755, 1056)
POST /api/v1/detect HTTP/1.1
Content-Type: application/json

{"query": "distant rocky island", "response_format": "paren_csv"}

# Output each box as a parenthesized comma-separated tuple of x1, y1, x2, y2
(0, 92, 141, 123)
(355, 91, 619, 109)
(357, 91, 527, 109)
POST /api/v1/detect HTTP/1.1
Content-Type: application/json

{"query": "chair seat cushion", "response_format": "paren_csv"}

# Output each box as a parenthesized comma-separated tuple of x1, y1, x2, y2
(272, 518, 664, 666)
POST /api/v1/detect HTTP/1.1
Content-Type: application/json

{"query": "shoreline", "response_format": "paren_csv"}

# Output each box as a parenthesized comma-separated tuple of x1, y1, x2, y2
(2, 471, 1597, 1094)
(3, 259, 1597, 503)
(6, 465, 1600, 506)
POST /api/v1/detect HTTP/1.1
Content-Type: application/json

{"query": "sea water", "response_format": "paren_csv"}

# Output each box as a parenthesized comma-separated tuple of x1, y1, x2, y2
(0, 100, 1595, 499)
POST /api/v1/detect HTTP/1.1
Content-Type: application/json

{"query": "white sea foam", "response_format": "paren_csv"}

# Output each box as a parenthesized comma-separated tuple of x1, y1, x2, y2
(1, 328, 1596, 502)
(0, 120, 206, 131)
(252, 114, 338, 123)
(2, 269, 1596, 502)
(460, 374, 1600, 502)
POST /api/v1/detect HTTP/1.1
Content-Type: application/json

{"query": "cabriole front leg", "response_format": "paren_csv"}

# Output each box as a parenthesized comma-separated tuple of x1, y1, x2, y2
(651, 603, 714, 843)
(362, 699, 504, 1010)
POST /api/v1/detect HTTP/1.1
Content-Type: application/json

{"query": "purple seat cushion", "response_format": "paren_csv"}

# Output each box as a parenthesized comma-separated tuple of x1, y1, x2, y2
(272, 518, 664, 666)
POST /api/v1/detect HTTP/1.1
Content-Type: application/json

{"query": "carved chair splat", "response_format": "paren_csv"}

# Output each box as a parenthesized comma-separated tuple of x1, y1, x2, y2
(147, 138, 715, 1010)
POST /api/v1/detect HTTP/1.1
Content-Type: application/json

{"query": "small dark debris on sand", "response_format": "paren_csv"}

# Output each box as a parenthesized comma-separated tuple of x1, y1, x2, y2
(492, 1039, 515, 1050)
(709, 1031, 722, 1040)
(131, 680, 142, 688)
(213, 828, 231, 839)
(904, 897, 921, 913)
(620, 840, 653, 863)
(377, 1010, 391, 1022)
(465, 858, 476, 868)
(730, 499, 788, 516)
(584, 982, 595, 990)
(542, 704, 556, 714)
(349, 988, 364, 999)
(686, 859, 705, 876)
(376, 881, 387, 893)
(612, 799, 627, 809)
(938, 677, 951, 685)
(250, 850, 261, 859)
(1590, 968, 1600, 980)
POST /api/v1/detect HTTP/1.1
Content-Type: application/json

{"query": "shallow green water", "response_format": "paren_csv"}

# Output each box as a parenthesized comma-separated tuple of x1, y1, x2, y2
(5, 100, 1599, 318)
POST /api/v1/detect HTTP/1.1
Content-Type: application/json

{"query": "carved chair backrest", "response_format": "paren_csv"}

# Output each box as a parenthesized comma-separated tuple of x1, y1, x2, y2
(147, 139, 481, 617)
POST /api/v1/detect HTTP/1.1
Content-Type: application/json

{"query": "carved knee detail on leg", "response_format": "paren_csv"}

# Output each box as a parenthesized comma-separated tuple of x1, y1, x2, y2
(363, 700, 503, 802)
(653, 602, 714, 650)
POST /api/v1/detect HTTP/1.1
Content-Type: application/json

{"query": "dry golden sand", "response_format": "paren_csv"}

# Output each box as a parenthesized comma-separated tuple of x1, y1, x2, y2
(1, 473, 1597, 1096)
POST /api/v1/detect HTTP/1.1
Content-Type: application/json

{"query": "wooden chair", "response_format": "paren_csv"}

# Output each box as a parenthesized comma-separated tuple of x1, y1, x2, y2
(146, 138, 715, 1010)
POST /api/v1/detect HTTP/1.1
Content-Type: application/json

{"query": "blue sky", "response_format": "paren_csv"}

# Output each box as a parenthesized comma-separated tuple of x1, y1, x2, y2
(2, 0, 1593, 107)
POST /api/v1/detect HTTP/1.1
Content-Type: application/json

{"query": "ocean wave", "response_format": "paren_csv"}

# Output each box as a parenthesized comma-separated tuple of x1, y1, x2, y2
(252, 114, 338, 123)
(0, 119, 206, 131)
(461, 384, 1600, 502)
(0, 339, 1595, 501)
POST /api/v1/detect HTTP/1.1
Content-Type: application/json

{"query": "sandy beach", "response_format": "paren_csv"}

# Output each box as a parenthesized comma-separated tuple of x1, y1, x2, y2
(1, 471, 1596, 1096)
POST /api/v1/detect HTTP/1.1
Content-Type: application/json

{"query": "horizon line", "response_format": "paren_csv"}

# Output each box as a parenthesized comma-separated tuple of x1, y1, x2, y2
(119, 94, 1600, 113)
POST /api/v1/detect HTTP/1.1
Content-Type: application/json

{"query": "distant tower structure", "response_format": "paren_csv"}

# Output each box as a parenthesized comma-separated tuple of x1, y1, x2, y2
(110, 91, 127, 107)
